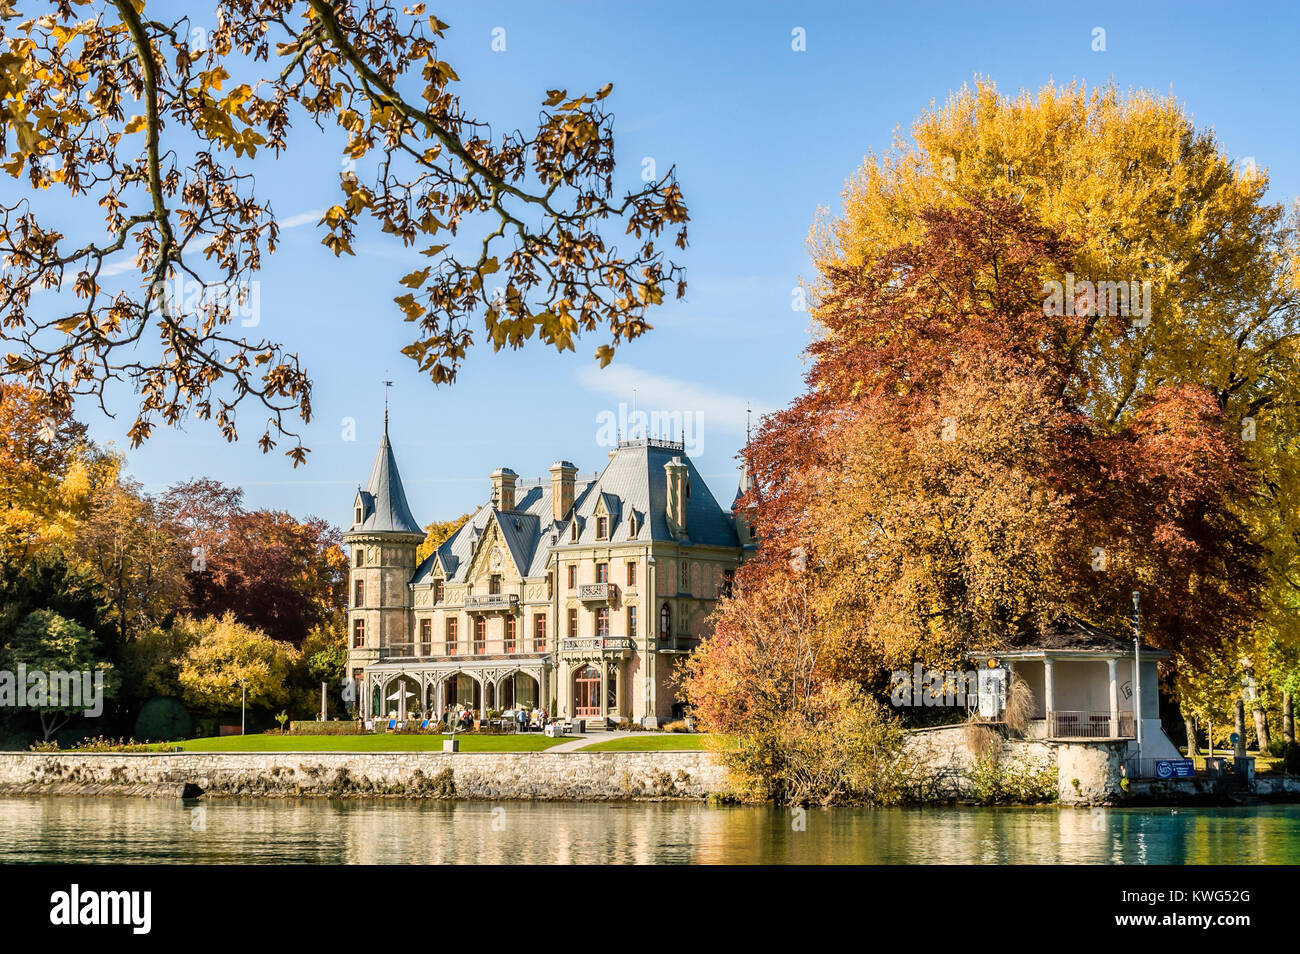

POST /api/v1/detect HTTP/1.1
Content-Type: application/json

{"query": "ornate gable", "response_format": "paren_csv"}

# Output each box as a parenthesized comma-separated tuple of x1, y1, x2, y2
(464, 513, 522, 584)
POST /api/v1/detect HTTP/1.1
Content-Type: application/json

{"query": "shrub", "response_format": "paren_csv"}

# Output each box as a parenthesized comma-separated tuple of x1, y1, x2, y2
(1267, 740, 1300, 775)
(133, 697, 192, 742)
(30, 736, 183, 753)
(289, 720, 361, 735)
(708, 683, 920, 806)
(968, 755, 1058, 804)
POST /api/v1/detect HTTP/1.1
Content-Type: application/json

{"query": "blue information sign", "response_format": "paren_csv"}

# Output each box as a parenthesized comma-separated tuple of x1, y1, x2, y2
(1154, 758, 1194, 779)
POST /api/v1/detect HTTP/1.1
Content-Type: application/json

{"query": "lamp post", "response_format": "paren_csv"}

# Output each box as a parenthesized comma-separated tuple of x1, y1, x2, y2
(240, 677, 247, 735)
(1131, 592, 1142, 760)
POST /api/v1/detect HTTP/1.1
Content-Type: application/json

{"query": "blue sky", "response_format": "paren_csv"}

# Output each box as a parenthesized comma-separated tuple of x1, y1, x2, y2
(66, 0, 1300, 527)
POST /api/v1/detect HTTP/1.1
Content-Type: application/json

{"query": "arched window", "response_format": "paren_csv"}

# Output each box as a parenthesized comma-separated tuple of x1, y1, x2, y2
(660, 603, 671, 639)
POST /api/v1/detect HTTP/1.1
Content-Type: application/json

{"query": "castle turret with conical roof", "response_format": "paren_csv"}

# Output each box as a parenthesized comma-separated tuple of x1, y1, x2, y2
(350, 412, 423, 535)
(343, 414, 424, 716)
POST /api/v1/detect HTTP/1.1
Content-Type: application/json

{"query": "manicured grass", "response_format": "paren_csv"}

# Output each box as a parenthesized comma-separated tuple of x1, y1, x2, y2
(1179, 749, 1284, 775)
(155, 733, 571, 753)
(580, 734, 708, 752)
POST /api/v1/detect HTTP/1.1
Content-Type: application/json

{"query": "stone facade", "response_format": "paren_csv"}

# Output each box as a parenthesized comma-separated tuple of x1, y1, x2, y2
(344, 426, 752, 726)
(0, 751, 726, 801)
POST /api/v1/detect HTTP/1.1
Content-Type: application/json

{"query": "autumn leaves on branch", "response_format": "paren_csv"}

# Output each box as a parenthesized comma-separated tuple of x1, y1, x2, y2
(0, 1, 688, 463)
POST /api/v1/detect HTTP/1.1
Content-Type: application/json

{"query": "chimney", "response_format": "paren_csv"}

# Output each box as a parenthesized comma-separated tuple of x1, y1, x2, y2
(665, 456, 689, 540)
(491, 467, 518, 512)
(549, 460, 577, 522)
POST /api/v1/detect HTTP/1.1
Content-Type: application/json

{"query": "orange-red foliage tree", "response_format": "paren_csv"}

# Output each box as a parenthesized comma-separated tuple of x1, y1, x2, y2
(685, 199, 1262, 730)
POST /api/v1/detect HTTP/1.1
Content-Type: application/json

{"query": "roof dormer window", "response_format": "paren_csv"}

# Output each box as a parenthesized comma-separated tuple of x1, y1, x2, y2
(355, 505, 363, 524)
(570, 521, 579, 542)
(596, 516, 608, 540)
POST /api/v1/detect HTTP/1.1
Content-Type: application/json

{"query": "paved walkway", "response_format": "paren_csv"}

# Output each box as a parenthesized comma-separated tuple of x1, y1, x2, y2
(545, 730, 619, 753)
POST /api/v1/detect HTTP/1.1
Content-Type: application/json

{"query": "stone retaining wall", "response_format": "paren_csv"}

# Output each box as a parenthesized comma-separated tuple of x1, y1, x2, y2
(2, 744, 1289, 805)
(0, 751, 728, 801)
(905, 724, 1060, 801)
(903, 726, 1138, 805)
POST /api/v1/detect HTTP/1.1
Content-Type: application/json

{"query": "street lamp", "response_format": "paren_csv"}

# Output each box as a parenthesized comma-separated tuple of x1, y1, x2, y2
(1131, 592, 1142, 760)
(241, 677, 247, 735)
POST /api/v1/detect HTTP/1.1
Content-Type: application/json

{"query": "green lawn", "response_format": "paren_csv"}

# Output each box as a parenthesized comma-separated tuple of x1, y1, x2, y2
(1179, 749, 1284, 775)
(580, 734, 708, 752)
(155, 733, 571, 753)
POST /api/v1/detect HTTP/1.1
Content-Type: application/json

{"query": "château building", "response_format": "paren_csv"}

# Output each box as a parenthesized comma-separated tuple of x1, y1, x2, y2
(343, 418, 755, 726)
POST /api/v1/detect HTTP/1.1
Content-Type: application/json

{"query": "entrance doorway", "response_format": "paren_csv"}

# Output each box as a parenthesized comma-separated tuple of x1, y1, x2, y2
(574, 665, 601, 717)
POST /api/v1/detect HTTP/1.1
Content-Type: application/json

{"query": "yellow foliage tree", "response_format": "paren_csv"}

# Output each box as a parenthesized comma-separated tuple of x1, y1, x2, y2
(175, 613, 300, 715)
(0, 383, 119, 551)
(417, 513, 472, 564)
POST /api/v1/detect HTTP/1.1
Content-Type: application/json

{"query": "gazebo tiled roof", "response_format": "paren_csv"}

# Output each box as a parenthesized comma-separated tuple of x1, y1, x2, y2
(971, 616, 1168, 658)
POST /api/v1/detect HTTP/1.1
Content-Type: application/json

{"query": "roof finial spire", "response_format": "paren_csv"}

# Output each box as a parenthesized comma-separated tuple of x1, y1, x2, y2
(383, 372, 393, 434)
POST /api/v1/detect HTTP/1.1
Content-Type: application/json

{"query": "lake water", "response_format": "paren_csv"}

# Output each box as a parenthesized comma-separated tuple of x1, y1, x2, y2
(0, 797, 1296, 864)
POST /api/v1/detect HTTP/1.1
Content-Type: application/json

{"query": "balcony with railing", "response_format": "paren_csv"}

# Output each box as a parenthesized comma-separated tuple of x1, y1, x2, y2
(654, 632, 700, 652)
(1042, 710, 1135, 740)
(577, 582, 618, 602)
(560, 637, 635, 654)
(465, 593, 519, 612)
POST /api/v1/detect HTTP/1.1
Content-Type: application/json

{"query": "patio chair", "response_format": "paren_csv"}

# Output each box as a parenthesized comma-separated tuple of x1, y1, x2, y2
(387, 718, 397, 730)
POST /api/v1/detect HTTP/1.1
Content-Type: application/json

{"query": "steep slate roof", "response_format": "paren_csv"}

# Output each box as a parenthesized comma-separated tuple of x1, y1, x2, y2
(566, 441, 739, 549)
(412, 440, 740, 586)
(350, 424, 423, 535)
